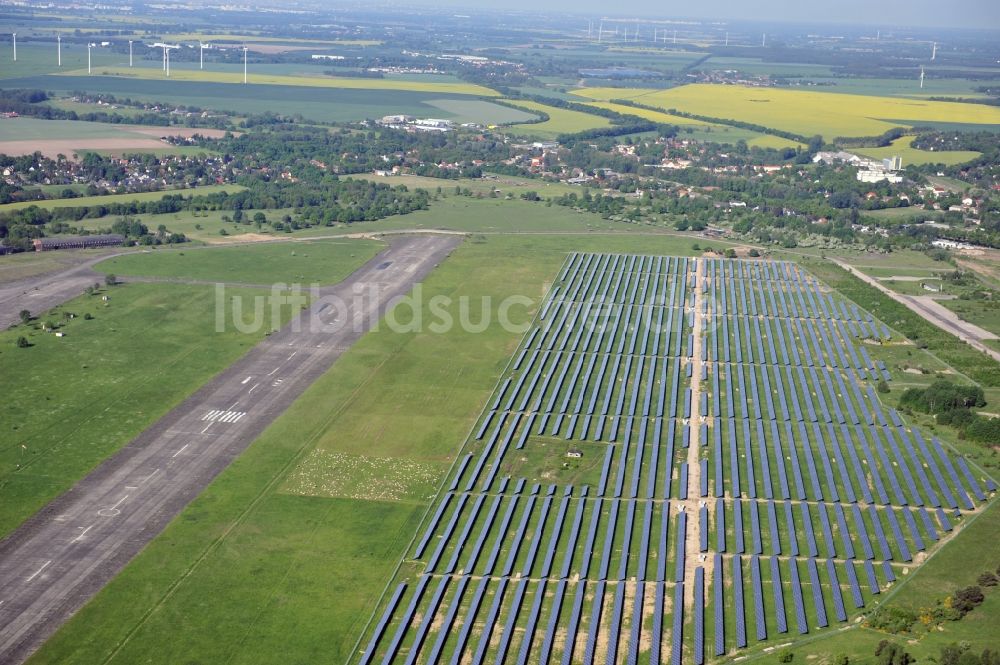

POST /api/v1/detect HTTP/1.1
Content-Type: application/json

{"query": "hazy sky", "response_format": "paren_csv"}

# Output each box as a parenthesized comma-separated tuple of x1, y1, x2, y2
(397, 0, 1000, 30)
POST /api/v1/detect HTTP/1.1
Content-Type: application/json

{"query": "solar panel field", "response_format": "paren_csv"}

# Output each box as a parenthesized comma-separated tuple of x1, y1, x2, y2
(356, 253, 994, 665)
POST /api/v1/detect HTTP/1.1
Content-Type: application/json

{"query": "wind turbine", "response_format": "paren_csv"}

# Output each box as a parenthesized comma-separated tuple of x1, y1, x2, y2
(199, 41, 205, 69)
(762, 33, 767, 47)
(243, 46, 248, 84)
(920, 65, 925, 89)
(87, 43, 93, 74)
(725, 31, 729, 47)
(673, 30, 677, 45)
(598, 20, 604, 43)
(931, 42, 937, 60)
(57, 34, 61, 66)
(12, 33, 15, 62)
(128, 39, 132, 67)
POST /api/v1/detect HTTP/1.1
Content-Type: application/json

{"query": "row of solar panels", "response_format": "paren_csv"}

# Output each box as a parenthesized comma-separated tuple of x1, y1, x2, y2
(413, 491, 686, 582)
(553, 253, 694, 307)
(362, 575, 700, 665)
(710, 313, 887, 378)
(712, 414, 986, 509)
(535, 300, 690, 357)
(713, 497, 952, 563)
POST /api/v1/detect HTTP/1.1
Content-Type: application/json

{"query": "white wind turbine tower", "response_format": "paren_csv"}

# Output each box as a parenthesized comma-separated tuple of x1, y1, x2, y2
(12, 33, 15, 62)
(920, 65, 925, 89)
(598, 20, 604, 43)
(725, 31, 729, 47)
(128, 39, 133, 67)
(200, 42, 205, 69)
(57, 35, 61, 66)
(87, 43, 93, 74)
(931, 42, 937, 60)
(762, 32, 766, 47)
(243, 46, 248, 84)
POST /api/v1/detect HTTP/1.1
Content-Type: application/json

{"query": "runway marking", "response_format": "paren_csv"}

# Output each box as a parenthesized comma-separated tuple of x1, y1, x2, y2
(72, 524, 95, 543)
(241, 376, 252, 385)
(288, 351, 297, 360)
(97, 495, 129, 518)
(201, 410, 247, 423)
(248, 383, 261, 395)
(228, 400, 240, 410)
(267, 367, 280, 376)
(272, 379, 284, 387)
(26, 560, 52, 582)
(141, 469, 160, 484)
(201, 423, 212, 434)
(172, 444, 189, 458)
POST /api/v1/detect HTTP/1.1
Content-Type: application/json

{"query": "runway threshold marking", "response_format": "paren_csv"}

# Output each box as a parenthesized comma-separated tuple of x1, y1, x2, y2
(26, 561, 52, 582)
(201, 410, 247, 423)
(241, 376, 252, 385)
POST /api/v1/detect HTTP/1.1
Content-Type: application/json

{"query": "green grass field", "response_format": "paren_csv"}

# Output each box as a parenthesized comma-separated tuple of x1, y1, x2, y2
(95, 238, 384, 285)
(0, 282, 295, 539)
(504, 100, 613, 138)
(0, 184, 244, 213)
(855, 136, 981, 167)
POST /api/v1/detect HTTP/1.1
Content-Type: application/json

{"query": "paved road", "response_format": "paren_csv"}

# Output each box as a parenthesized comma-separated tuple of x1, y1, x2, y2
(833, 258, 1000, 363)
(0, 253, 124, 329)
(0, 235, 460, 664)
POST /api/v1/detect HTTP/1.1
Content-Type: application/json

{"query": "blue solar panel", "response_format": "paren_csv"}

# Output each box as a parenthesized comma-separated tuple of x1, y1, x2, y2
(626, 581, 646, 665)
(359, 582, 408, 665)
(844, 560, 865, 609)
(380, 575, 431, 665)
(733, 555, 747, 647)
(403, 575, 451, 665)
(771, 555, 788, 634)
(694, 567, 706, 665)
(604, 583, 626, 665)
(598, 500, 620, 581)
(447, 576, 490, 665)
(751, 555, 767, 641)
(672, 582, 685, 665)
(788, 559, 808, 634)
(676, 509, 688, 583)
(582, 581, 606, 665)
(826, 558, 848, 623)
(807, 558, 829, 628)
(734, 498, 745, 554)
(560, 582, 587, 665)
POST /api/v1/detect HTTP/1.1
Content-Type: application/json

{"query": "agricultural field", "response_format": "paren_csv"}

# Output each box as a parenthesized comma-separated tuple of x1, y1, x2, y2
(0, 184, 243, 213)
(356, 253, 995, 665)
(572, 84, 1000, 139)
(55, 66, 499, 96)
(585, 102, 803, 149)
(3, 73, 500, 124)
(0, 282, 297, 538)
(95, 237, 384, 286)
(504, 100, 613, 139)
(855, 136, 981, 167)
(0, 117, 229, 158)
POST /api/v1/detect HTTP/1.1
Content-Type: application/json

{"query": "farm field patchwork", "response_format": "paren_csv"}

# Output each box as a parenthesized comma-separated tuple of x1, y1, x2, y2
(2, 75, 495, 124)
(0, 117, 229, 158)
(55, 66, 499, 96)
(357, 253, 996, 665)
(572, 83, 1000, 139)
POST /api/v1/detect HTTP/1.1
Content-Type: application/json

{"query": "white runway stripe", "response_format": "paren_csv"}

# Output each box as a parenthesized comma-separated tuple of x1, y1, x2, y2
(201, 410, 246, 424)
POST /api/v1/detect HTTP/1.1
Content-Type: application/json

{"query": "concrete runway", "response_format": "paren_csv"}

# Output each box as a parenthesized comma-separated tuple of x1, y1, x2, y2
(0, 234, 460, 664)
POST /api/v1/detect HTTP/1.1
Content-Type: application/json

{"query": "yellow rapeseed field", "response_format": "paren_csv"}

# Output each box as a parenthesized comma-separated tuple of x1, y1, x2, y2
(573, 84, 1000, 139)
(58, 66, 498, 97)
